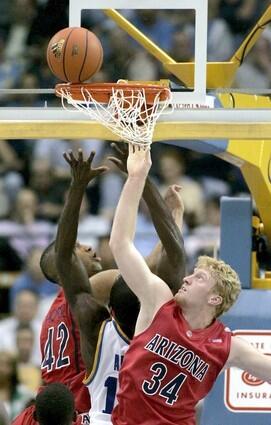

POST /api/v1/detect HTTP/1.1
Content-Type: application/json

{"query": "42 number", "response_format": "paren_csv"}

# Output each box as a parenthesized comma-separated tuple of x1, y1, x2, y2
(41, 322, 70, 372)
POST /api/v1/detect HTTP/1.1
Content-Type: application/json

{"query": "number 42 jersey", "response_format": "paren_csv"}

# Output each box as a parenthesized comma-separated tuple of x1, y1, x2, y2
(84, 318, 130, 425)
(40, 288, 90, 413)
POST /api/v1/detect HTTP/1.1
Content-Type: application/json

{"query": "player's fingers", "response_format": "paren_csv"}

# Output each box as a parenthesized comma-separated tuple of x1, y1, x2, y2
(87, 151, 95, 164)
(107, 156, 123, 167)
(78, 148, 83, 162)
(94, 165, 109, 174)
(63, 151, 72, 165)
(111, 142, 126, 157)
(68, 150, 76, 164)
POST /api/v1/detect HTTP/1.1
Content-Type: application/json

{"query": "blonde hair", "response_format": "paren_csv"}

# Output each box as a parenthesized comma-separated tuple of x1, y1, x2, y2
(196, 256, 241, 318)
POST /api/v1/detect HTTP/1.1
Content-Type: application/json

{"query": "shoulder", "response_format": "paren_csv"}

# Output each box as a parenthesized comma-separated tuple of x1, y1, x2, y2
(140, 276, 172, 315)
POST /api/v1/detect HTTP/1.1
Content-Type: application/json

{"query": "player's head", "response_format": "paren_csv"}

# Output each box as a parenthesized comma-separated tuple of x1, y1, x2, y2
(33, 383, 76, 425)
(175, 256, 241, 318)
(109, 275, 140, 339)
(40, 240, 102, 283)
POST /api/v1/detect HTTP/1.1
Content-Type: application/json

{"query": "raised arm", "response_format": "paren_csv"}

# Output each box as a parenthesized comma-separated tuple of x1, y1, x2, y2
(108, 143, 186, 294)
(55, 149, 109, 371)
(226, 335, 271, 383)
(145, 183, 186, 293)
(109, 144, 172, 315)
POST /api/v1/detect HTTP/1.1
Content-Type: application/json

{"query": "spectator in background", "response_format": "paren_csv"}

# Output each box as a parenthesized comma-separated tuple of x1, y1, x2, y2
(0, 189, 54, 260)
(0, 34, 25, 95)
(185, 195, 221, 271)
(0, 350, 34, 421)
(207, 0, 234, 61)
(219, 0, 264, 44)
(0, 140, 24, 218)
(3, 0, 36, 62)
(99, 155, 124, 221)
(134, 200, 159, 257)
(234, 28, 271, 88)
(157, 148, 205, 230)
(76, 194, 110, 249)
(101, 27, 136, 82)
(29, 159, 65, 223)
(9, 247, 57, 310)
(0, 289, 42, 367)
(131, 10, 175, 51)
(127, 51, 159, 81)
(16, 324, 41, 393)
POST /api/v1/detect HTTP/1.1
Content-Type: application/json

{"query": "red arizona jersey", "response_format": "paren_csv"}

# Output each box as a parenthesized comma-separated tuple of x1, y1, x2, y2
(40, 288, 90, 413)
(112, 299, 231, 425)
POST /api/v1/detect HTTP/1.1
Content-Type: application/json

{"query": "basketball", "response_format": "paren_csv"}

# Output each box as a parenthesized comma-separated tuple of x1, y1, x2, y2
(47, 27, 103, 83)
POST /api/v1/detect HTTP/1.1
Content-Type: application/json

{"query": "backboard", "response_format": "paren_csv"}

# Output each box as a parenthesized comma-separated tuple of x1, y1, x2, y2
(69, 0, 208, 104)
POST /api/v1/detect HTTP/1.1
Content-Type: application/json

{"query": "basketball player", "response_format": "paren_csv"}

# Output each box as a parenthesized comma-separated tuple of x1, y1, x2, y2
(33, 383, 76, 425)
(54, 147, 185, 424)
(12, 152, 109, 425)
(109, 144, 271, 425)
(12, 146, 185, 425)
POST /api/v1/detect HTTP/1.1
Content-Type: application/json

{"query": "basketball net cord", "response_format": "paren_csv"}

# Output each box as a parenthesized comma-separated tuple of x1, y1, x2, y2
(57, 84, 172, 146)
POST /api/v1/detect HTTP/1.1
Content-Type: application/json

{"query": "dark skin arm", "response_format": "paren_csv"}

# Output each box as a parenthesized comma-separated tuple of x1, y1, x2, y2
(55, 149, 109, 374)
(108, 143, 186, 294)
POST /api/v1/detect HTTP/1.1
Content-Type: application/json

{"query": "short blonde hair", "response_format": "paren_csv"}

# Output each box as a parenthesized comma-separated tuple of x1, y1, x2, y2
(196, 256, 241, 318)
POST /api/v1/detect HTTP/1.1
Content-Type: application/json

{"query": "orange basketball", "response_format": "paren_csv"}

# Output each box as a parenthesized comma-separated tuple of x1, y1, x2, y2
(47, 27, 103, 83)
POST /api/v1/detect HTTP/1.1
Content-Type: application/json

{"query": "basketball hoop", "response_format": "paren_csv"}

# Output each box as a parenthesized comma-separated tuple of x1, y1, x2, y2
(55, 81, 172, 145)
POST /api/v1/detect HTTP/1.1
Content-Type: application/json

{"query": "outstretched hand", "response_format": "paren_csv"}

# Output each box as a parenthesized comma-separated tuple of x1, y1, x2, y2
(63, 149, 108, 186)
(107, 142, 128, 174)
(127, 143, 152, 179)
(164, 185, 184, 214)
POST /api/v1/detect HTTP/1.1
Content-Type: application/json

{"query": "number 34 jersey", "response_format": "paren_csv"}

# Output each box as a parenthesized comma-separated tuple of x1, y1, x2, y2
(112, 299, 231, 425)
(84, 318, 130, 425)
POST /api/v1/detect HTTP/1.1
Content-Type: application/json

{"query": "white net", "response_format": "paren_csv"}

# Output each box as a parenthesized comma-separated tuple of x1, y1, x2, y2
(57, 84, 172, 145)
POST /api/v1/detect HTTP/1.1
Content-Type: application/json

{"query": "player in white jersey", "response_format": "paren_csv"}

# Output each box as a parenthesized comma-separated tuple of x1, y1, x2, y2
(84, 319, 129, 424)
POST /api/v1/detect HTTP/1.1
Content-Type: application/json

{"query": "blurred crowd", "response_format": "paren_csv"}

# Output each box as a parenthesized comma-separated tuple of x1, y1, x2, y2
(0, 0, 270, 420)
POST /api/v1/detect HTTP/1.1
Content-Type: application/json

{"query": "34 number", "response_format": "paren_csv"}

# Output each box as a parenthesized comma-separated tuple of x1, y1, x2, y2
(142, 362, 187, 405)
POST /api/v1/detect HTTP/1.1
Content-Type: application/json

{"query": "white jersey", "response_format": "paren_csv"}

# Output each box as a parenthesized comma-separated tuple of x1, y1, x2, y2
(84, 318, 129, 425)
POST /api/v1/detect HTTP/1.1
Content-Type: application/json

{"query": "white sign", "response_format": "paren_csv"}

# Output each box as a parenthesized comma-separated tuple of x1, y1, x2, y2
(224, 330, 271, 413)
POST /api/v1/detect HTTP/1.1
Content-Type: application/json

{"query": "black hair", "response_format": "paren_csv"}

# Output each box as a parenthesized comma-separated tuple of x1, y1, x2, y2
(109, 275, 140, 340)
(34, 383, 75, 425)
(39, 241, 58, 284)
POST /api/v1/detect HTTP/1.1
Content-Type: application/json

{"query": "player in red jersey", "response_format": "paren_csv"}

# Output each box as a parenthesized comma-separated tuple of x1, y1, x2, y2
(12, 154, 108, 425)
(110, 144, 271, 425)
